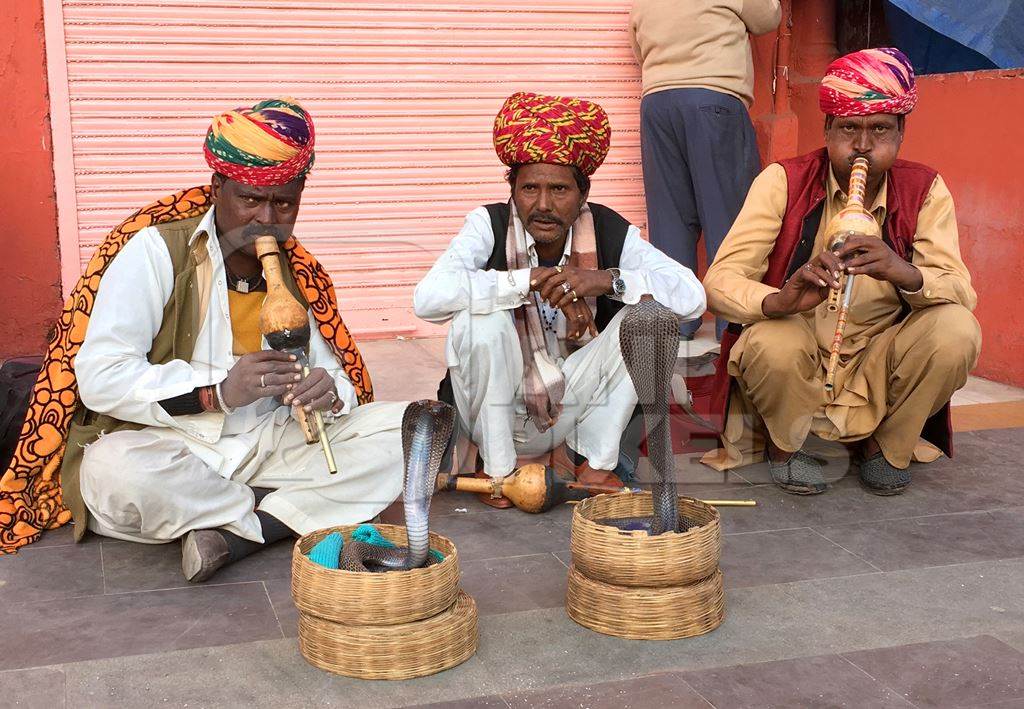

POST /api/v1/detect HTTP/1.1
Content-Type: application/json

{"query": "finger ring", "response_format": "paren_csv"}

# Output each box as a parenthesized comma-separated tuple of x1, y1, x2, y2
(555, 265, 563, 274)
(571, 290, 578, 302)
(260, 374, 267, 388)
(327, 391, 337, 404)
(805, 264, 812, 270)
(562, 282, 571, 293)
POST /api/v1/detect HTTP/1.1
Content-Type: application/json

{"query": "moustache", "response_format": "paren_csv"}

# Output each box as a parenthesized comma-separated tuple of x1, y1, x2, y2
(241, 224, 284, 240)
(528, 213, 564, 227)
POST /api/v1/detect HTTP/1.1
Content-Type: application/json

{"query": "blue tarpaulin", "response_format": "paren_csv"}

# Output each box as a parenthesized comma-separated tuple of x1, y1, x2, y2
(884, 0, 1024, 74)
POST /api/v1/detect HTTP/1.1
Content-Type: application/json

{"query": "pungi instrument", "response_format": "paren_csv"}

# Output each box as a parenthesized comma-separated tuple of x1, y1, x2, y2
(255, 235, 338, 474)
(823, 157, 880, 391)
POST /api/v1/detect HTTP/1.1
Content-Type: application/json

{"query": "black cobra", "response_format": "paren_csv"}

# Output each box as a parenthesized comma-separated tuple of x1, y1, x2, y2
(340, 399, 455, 572)
(600, 299, 690, 535)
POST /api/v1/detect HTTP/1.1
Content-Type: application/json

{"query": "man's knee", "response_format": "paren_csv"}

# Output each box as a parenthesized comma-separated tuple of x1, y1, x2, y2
(449, 310, 516, 359)
(905, 305, 981, 369)
(80, 431, 164, 503)
(737, 317, 817, 375)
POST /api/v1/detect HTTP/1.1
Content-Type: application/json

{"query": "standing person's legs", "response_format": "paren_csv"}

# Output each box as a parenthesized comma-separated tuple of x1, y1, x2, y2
(640, 90, 702, 339)
(681, 89, 761, 340)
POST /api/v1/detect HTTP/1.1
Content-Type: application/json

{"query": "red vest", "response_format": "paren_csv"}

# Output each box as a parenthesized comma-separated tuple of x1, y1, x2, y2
(699, 148, 953, 456)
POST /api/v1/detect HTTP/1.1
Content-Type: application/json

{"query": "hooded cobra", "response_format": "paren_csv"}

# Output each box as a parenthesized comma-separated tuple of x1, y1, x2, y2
(340, 399, 455, 572)
(600, 299, 691, 535)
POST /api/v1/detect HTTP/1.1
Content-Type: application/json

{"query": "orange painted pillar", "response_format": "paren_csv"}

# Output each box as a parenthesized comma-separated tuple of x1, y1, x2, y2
(1, 0, 62, 359)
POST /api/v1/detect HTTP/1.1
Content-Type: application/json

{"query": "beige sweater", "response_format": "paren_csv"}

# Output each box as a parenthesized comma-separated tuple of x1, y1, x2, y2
(629, 0, 781, 106)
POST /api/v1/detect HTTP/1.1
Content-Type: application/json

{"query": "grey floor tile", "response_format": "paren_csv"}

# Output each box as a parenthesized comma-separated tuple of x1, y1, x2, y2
(678, 654, 913, 708)
(0, 581, 281, 670)
(720, 527, 878, 588)
(813, 508, 1024, 572)
(264, 578, 298, 638)
(61, 637, 500, 709)
(429, 509, 571, 562)
(416, 697, 511, 709)
(0, 543, 103, 603)
(843, 635, 1024, 708)
(458, 553, 568, 617)
(505, 672, 712, 708)
(0, 667, 66, 708)
(23, 524, 84, 549)
(101, 537, 294, 593)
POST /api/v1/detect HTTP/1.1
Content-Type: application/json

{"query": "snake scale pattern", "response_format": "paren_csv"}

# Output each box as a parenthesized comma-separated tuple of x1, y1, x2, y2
(600, 300, 692, 535)
(340, 399, 455, 572)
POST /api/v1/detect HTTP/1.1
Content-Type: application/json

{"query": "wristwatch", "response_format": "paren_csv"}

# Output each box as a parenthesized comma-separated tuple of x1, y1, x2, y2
(608, 268, 627, 297)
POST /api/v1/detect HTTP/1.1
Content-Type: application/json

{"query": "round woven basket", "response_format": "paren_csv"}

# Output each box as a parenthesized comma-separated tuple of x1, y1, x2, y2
(298, 590, 478, 679)
(570, 492, 721, 588)
(566, 564, 724, 640)
(292, 524, 460, 626)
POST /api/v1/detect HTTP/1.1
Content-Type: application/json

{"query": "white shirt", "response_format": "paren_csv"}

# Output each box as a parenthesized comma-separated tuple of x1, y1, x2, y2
(76, 207, 356, 464)
(413, 205, 706, 355)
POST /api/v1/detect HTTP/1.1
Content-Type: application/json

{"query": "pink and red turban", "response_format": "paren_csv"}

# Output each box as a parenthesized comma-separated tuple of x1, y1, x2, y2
(204, 98, 315, 186)
(493, 92, 611, 176)
(819, 48, 918, 117)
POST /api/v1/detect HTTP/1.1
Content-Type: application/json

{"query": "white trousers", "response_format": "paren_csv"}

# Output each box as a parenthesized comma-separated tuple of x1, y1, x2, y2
(446, 308, 637, 476)
(79, 401, 407, 544)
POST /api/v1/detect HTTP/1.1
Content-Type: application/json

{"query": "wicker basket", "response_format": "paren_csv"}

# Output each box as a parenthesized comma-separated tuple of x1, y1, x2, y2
(566, 565, 724, 640)
(291, 524, 460, 626)
(298, 591, 478, 679)
(570, 493, 721, 587)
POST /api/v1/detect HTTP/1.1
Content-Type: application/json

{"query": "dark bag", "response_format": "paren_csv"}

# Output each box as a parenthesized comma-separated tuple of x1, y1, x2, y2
(0, 356, 43, 472)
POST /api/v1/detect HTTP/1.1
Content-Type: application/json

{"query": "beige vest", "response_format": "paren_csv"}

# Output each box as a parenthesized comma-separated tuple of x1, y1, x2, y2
(61, 215, 307, 540)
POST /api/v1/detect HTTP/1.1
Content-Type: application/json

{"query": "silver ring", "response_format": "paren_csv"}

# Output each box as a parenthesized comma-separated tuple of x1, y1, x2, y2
(554, 265, 563, 274)
(561, 282, 571, 293)
(327, 391, 337, 404)
(260, 374, 267, 388)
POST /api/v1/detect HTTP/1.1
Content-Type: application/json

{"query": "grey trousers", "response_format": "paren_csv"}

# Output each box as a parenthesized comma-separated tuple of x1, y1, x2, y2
(640, 88, 760, 338)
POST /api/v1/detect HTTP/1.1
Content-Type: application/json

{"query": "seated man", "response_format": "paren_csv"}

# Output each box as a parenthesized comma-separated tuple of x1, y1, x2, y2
(414, 92, 706, 505)
(702, 48, 980, 495)
(0, 99, 406, 578)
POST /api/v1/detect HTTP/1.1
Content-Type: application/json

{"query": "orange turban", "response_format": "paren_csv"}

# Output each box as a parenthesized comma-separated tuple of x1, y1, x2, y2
(493, 92, 611, 176)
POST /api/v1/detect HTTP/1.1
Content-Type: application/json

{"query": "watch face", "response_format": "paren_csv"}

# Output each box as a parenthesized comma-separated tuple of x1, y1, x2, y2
(613, 278, 626, 295)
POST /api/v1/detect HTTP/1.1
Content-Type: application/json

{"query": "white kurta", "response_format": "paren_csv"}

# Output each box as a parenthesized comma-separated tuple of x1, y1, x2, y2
(412, 206, 706, 475)
(75, 208, 405, 543)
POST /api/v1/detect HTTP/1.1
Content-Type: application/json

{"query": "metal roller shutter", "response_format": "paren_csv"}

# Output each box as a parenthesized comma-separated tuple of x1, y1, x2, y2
(45, 0, 644, 338)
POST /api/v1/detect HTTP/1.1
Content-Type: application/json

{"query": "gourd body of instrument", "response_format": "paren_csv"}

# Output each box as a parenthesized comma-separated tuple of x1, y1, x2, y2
(255, 235, 338, 474)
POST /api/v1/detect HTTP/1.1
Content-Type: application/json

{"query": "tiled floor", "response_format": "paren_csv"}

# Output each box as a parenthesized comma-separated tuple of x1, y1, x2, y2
(2, 337, 1024, 708)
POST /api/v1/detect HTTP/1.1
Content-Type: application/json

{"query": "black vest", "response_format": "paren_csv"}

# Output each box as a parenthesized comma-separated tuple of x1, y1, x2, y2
(482, 201, 630, 331)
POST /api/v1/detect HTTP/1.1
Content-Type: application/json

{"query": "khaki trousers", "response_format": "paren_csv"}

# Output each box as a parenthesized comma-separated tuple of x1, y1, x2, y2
(731, 304, 981, 468)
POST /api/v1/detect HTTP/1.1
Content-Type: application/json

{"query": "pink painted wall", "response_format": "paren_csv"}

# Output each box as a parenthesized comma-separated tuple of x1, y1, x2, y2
(0, 0, 62, 359)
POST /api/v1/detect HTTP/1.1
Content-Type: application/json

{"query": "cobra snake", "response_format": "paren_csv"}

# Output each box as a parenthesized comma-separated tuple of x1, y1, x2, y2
(339, 399, 455, 572)
(599, 299, 691, 535)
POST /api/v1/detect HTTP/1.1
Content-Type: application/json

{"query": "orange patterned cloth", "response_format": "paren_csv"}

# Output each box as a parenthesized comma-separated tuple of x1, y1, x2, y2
(493, 92, 611, 176)
(0, 186, 372, 554)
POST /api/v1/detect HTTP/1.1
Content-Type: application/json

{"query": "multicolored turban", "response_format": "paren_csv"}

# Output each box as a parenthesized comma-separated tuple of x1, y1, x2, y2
(819, 48, 918, 117)
(493, 92, 611, 176)
(203, 98, 315, 186)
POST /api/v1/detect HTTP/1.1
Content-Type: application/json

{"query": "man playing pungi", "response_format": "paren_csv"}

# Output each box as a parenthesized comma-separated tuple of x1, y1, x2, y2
(414, 92, 706, 506)
(0, 99, 406, 580)
(702, 49, 980, 495)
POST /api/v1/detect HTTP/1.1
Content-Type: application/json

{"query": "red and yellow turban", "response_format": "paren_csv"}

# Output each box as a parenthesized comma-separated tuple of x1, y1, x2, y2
(204, 98, 315, 186)
(819, 48, 918, 117)
(493, 92, 611, 176)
